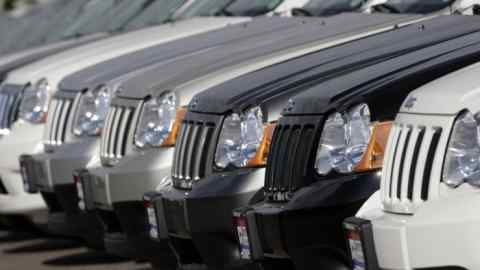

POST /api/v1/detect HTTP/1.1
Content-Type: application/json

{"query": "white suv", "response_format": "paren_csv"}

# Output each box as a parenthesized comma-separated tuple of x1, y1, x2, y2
(345, 61, 480, 270)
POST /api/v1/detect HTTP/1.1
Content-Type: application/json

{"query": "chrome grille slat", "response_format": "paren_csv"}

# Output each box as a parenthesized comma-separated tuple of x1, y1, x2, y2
(0, 95, 7, 129)
(171, 116, 219, 190)
(172, 123, 187, 178)
(382, 113, 452, 214)
(264, 120, 318, 202)
(0, 91, 21, 134)
(100, 102, 139, 167)
(43, 94, 76, 151)
(116, 108, 132, 159)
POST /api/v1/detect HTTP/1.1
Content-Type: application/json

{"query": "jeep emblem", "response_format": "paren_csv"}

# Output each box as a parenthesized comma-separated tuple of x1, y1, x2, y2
(404, 96, 417, 109)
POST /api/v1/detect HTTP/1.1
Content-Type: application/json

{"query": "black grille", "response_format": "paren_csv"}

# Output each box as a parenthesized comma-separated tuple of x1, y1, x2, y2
(172, 113, 222, 189)
(0, 91, 21, 134)
(265, 116, 322, 202)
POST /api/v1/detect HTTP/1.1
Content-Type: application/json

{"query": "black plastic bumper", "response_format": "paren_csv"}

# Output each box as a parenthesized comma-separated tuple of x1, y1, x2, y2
(156, 169, 264, 269)
(98, 201, 176, 267)
(234, 172, 380, 270)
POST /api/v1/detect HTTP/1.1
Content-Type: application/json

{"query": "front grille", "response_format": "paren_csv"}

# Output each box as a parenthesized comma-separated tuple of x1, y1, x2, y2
(172, 113, 222, 189)
(43, 94, 78, 151)
(381, 113, 453, 214)
(100, 101, 139, 166)
(264, 116, 322, 202)
(0, 90, 21, 135)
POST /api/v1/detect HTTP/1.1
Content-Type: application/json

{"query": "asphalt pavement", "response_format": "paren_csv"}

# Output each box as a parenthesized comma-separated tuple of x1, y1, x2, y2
(0, 229, 152, 270)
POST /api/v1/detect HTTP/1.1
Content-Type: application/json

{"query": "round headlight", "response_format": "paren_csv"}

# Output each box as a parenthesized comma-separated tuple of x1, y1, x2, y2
(215, 107, 265, 169)
(19, 79, 51, 123)
(442, 111, 480, 188)
(135, 92, 177, 148)
(315, 113, 347, 175)
(315, 103, 372, 175)
(74, 85, 111, 137)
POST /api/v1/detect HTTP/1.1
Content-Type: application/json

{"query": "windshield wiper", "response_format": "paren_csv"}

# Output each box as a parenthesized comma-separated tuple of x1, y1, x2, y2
(372, 3, 400, 14)
(291, 8, 313, 17)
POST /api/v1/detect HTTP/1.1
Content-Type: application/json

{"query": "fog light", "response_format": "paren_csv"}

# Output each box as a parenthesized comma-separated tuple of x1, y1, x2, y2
(233, 213, 251, 260)
(144, 196, 159, 239)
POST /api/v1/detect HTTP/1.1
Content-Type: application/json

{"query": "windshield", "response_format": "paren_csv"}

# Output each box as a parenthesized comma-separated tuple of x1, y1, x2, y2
(299, 0, 366, 16)
(59, 0, 118, 39)
(171, 0, 233, 20)
(124, 0, 188, 31)
(77, 0, 154, 35)
(373, 0, 453, 14)
(223, 0, 284, 16)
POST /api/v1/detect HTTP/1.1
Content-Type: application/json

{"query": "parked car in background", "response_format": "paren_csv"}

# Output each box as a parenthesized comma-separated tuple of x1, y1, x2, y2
(344, 59, 480, 270)
(0, 0, 255, 228)
(65, 12, 416, 267)
(141, 14, 480, 270)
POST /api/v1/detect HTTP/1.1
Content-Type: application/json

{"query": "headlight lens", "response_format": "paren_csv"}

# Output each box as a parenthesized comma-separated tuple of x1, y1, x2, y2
(215, 107, 265, 169)
(315, 103, 372, 175)
(135, 92, 178, 148)
(73, 85, 111, 136)
(19, 79, 51, 123)
(442, 111, 480, 188)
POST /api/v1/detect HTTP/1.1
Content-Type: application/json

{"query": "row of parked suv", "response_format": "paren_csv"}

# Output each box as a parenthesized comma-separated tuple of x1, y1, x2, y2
(1, 0, 480, 269)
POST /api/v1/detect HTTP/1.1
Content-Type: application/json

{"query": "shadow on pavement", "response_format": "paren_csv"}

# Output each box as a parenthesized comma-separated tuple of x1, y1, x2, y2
(0, 230, 39, 243)
(42, 250, 132, 266)
(4, 238, 81, 253)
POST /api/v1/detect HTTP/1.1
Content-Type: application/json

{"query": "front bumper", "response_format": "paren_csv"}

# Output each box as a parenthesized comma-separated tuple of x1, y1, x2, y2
(358, 188, 480, 270)
(96, 201, 175, 266)
(19, 139, 103, 240)
(21, 138, 98, 192)
(0, 122, 46, 218)
(233, 172, 379, 270)
(86, 148, 174, 209)
(155, 168, 265, 268)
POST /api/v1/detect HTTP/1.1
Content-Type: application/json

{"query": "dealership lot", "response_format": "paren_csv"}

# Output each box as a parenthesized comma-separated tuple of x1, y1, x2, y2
(0, 229, 150, 270)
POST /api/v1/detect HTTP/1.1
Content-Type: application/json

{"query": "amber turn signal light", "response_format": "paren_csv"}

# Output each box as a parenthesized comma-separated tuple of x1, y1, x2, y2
(161, 107, 187, 147)
(247, 122, 277, 167)
(355, 121, 393, 172)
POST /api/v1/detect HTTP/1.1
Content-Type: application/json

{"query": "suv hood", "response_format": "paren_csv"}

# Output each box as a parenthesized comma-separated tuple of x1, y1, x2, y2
(188, 15, 480, 118)
(58, 16, 314, 92)
(285, 30, 480, 119)
(115, 13, 423, 101)
(0, 33, 105, 80)
(398, 62, 480, 116)
(3, 17, 248, 89)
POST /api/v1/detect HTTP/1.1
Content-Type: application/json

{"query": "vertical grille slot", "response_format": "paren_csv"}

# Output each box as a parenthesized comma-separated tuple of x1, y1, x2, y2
(0, 91, 20, 133)
(100, 104, 135, 166)
(172, 120, 217, 189)
(382, 114, 448, 214)
(43, 96, 75, 150)
(265, 123, 316, 202)
(421, 128, 442, 201)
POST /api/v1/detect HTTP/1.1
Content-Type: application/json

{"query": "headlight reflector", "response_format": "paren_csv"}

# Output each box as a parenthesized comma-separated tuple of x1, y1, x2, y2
(215, 107, 266, 169)
(442, 111, 480, 188)
(73, 85, 111, 136)
(315, 103, 372, 175)
(19, 79, 51, 123)
(135, 92, 178, 148)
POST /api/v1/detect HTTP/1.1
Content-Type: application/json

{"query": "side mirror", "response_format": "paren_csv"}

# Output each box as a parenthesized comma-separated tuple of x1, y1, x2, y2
(473, 4, 480, 15)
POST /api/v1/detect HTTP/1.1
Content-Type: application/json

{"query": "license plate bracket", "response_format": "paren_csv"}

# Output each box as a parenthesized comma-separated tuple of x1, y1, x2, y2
(343, 217, 379, 270)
